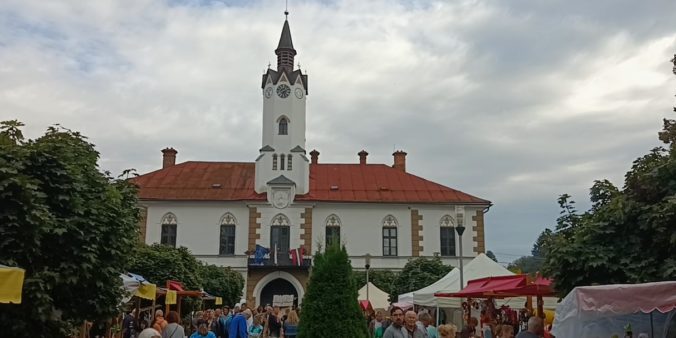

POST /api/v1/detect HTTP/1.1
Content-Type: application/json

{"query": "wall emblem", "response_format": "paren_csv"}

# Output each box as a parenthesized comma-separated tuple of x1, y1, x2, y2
(273, 190, 290, 209)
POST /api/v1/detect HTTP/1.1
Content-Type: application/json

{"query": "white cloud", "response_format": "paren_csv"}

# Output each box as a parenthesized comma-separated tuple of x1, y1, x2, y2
(1, 0, 675, 261)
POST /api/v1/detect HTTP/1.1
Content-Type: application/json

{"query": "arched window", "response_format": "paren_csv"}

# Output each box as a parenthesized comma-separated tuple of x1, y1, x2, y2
(280, 154, 286, 170)
(279, 117, 288, 135)
(287, 154, 292, 170)
(271, 214, 291, 263)
(439, 215, 456, 257)
(382, 215, 398, 256)
(219, 213, 237, 255)
(272, 154, 278, 170)
(325, 214, 341, 247)
(160, 213, 177, 247)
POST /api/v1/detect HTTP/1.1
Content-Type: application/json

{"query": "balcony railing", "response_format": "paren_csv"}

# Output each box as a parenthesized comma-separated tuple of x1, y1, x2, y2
(247, 255, 312, 268)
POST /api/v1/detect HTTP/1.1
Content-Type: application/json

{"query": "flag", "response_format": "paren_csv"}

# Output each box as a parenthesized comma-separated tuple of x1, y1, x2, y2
(215, 297, 222, 305)
(254, 245, 270, 265)
(273, 244, 278, 265)
(166, 290, 177, 304)
(135, 283, 157, 300)
(290, 248, 298, 266)
(0, 266, 25, 304)
(167, 280, 184, 291)
(289, 246, 306, 266)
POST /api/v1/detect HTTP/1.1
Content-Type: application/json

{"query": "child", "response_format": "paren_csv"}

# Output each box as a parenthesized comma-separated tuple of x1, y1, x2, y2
(248, 315, 264, 337)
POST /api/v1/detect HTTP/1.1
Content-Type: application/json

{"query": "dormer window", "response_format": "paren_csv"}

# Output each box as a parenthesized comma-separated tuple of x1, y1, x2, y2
(279, 117, 288, 135)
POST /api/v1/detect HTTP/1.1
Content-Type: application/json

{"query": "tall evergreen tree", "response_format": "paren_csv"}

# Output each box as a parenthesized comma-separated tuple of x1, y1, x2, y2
(298, 244, 369, 338)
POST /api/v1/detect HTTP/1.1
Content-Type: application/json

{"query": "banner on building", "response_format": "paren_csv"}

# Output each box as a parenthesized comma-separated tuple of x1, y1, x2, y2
(272, 294, 294, 307)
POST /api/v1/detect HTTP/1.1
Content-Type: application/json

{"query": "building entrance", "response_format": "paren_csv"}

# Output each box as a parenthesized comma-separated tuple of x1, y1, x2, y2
(259, 278, 298, 308)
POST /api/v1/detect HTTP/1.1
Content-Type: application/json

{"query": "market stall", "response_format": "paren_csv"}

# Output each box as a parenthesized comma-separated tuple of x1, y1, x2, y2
(435, 274, 557, 332)
(552, 281, 676, 338)
(358, 282, 391, 311)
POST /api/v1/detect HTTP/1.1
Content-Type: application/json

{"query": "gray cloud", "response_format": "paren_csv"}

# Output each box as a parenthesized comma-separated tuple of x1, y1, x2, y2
(1, 0, 675, 262)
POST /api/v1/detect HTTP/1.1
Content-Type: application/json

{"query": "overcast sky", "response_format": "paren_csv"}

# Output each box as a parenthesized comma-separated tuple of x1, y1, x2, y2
(2, 0, 675, 263)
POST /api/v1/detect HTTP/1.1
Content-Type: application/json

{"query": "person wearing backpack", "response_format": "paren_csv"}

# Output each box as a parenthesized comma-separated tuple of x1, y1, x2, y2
(163, 311, 184, 338)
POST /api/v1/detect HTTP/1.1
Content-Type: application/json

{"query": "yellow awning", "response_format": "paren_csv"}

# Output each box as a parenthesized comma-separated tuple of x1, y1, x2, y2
(0, 267, 25, 304)
(166, 290, 177, 304)
(135, 283, 157, 300)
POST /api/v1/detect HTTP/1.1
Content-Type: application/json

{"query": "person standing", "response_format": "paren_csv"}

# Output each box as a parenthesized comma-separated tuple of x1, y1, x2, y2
(383, 307, 406, 338)
(370, 310, 387, 338)
(282, 310, 299, 338)
(515, 317, 543, 338)
(191, 320, 217, 338)
(163, 311, 184, 338)
(264, 306, 282, 338)
(418, 312, 437, 338)
(460, 317, 478, 338)
(122, 309, 136, 338)
(153, 310, 168, 334)
(247, 315, 264, 338)
(404, 311, 428, 338)
(497, 325, 515, 338)
(228, 309, 252, 338)
(437, 324, 457, 338)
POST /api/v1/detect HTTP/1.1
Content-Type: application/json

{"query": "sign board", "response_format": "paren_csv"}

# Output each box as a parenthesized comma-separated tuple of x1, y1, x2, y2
(272, 294, 295, 307)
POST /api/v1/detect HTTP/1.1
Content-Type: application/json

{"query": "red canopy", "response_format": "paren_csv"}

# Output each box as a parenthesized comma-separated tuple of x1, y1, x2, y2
(435, 275, 555, 298)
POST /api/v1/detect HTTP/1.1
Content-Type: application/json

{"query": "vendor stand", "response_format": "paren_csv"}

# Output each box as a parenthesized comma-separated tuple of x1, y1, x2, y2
(435, 274, 556, 333)
(552, 281, 676, 338)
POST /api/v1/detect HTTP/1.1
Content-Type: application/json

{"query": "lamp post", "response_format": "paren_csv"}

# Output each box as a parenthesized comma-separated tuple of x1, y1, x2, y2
(365, 254, 372, 301)
(455, 225, 466, 289)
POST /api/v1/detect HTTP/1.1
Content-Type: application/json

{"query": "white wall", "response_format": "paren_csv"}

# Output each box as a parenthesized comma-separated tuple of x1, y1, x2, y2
(143, 201, 250, 258)
(142, 201, 484, 271)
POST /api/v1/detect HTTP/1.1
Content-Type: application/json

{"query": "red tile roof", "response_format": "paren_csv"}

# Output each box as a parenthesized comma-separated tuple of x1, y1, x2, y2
(132, 161, 490, 205)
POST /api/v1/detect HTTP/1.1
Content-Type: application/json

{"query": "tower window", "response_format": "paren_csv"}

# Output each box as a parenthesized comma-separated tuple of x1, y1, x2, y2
(280, 154, 286, 170)
(279, 117, 288, 135)
(273, 154, 278, 170)
(287, 154, 292, 170)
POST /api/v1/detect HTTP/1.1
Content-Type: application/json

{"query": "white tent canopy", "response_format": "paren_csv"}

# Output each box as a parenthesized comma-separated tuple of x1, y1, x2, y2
(358, 282, 391, 311)
(398, 254, 559, 309)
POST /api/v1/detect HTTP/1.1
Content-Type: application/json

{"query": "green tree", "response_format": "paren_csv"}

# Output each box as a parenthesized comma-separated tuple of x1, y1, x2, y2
(485, 250, 498, 262)
(393, 257, 453, 298)
(507, 256, 544, 275)
(298, 244, 369, 338)
(542, 61, 676, 294)
(128, 243, 203, 291)
(0, 122, 140, 336)
(200, 264, 244, 307)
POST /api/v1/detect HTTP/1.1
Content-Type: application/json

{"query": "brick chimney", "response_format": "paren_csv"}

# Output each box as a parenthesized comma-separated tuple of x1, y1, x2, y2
(358, 150, 368, 165)
(392, 150, 407, 172)
(310, 149, 319, 164)
(161, 147, 177, 169)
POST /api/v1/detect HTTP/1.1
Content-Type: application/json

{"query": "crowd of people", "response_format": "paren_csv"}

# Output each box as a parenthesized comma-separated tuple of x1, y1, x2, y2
(121, 303, 300, 338)
(366, 307, 548, 338)
(117, 302, 549, 338)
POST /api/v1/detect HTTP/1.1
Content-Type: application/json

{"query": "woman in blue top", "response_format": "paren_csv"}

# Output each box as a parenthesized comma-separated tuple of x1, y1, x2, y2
(190, 320, 216, 338)
(282, 310, 299, 338)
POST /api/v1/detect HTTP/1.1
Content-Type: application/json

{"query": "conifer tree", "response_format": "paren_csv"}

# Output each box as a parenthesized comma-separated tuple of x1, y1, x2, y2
(298, 243, 369, 338)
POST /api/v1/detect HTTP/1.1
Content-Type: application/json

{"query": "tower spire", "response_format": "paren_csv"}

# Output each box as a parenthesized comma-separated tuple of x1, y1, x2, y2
(275, 13, 296, 72)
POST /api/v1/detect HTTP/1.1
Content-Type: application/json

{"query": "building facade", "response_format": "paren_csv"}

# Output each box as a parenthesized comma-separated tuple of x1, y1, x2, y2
(134, 17, 491, 307)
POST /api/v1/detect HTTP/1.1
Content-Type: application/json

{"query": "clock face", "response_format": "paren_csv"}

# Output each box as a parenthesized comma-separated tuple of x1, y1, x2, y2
(276, 84, 291, 98)
(294, 88, 304, 99)
(264, 87, 273, 98)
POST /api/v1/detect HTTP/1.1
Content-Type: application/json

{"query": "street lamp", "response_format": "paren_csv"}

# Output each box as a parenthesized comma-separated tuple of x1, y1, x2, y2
(365, 254, 372, 301)
(455, 225, 466, 289)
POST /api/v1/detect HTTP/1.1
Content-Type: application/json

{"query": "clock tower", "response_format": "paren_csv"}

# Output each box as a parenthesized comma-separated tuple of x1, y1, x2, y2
(255, 17, 310, 202)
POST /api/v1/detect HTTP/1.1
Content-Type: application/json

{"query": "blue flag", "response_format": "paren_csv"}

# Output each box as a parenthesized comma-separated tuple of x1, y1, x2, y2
(254, 245, 270, 265)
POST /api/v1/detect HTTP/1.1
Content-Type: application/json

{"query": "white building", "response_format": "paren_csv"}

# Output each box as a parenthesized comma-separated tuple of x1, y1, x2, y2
(134, 17, 491, 307)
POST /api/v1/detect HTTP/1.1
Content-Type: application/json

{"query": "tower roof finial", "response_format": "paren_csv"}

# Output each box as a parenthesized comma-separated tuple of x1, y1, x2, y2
(285, 0, 289, 19)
